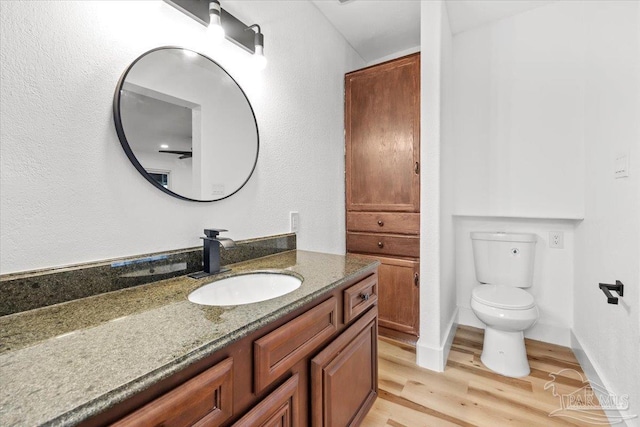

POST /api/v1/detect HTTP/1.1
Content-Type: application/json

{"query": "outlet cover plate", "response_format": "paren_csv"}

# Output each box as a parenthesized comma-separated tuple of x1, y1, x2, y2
(549, 231, 564, 249)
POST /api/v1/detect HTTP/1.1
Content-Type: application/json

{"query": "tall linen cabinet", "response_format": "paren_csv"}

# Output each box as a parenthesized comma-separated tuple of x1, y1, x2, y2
(345, 53, 420, 342)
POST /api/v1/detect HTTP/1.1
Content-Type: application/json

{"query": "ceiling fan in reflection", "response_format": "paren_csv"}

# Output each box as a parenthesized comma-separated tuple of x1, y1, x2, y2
(158, 150, 193, 159)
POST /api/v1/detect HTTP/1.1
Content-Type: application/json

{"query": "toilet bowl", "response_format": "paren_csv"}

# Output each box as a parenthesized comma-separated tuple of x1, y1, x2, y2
(471, 284, 538, 377)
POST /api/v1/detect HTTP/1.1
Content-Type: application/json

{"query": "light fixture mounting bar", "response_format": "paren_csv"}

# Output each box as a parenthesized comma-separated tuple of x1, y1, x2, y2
(163, 0, 257, 53)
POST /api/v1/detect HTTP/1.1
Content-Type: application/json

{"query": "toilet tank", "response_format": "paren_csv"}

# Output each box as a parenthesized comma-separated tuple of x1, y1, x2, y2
(471, 232, 537, 288)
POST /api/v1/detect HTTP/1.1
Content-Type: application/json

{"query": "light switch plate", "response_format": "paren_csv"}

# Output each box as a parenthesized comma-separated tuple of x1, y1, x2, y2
(614, 153, 629, 178)
(290, 212, 299, 233)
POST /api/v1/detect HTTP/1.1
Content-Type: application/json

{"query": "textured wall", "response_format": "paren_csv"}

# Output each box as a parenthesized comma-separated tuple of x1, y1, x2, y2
(418, 0, 444, 371)
(450, 0, 639, 417)
(573, 1, 640, 420)
(439, 4, 457, 350)
(0, 1, 364, 273)
(452, 1, 586, 219)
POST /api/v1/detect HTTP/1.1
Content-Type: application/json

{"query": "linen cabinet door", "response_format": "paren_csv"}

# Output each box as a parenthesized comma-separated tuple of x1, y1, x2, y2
(345, 54, 420, 213)
(311, 308, 377, 427)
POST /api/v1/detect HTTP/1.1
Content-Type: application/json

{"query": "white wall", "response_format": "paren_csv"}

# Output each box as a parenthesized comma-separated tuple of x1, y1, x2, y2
(418, 0, 457, 372)
(418, 0, 442, 370)
(0, 1, 364, 274)
(451, 0, 639, 421)
(451, 1, 587, 347)
(439, 4, 457, 360)
(573, 1, 640, 422)
(453, 1, 585, 219)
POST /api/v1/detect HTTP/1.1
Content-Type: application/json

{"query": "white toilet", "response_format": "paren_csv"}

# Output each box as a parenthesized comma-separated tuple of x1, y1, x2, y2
(470, 232, 539, 378)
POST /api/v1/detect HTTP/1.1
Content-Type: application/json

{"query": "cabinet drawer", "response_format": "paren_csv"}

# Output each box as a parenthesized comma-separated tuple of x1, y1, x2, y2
(347, 232, 419, 258)
(343, 273, 378, 324)
(254, 298, 338, 393)
(347, 212, 419, 235)
(112, 358, 233, 427)
(233, 374, 299, 427)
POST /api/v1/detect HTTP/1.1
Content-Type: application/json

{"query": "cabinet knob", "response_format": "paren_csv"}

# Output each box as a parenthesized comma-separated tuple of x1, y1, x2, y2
(377, 241, 384, 248)
(360, 293, 370, 301)
(377, 220, 384, 227)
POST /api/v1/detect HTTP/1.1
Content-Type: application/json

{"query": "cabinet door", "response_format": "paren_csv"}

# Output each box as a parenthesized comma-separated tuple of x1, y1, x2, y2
(311, 308, 377, 427)
(233, 375, 299, 427)
(345, 53, 420, 213)
(356, 255, 419, 337)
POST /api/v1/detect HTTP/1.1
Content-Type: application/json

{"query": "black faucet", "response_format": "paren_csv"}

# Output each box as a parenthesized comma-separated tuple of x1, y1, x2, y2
(189, 229, 236, 279)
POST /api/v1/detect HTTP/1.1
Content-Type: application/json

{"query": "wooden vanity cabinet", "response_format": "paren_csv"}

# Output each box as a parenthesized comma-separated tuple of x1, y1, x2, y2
(345, 53, 420, 342)
(85, 270, 378, 427)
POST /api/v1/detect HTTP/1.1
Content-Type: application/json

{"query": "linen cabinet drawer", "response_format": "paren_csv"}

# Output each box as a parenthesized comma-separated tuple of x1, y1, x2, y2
(347, 212, 419, 235)
(347, 232, 419, 258)
(111, 358, 233, 427)
(343, 273, 378, 324)
(254, 297, 338, 393)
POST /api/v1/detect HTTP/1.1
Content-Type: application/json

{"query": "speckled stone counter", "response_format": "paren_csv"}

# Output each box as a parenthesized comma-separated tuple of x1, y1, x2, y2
(0, 250, 378, 427)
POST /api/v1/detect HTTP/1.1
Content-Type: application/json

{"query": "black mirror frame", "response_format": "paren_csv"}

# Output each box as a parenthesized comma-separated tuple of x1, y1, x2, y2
(113, 46, 259, 202)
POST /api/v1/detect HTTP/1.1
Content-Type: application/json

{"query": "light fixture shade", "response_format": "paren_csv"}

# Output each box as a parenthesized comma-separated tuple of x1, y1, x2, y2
(208, 1, 225, 43)
(253, 45, 267, 70)
(252, 30, 266, 70)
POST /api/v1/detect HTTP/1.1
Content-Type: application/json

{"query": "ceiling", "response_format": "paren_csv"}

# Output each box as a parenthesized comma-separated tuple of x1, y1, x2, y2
(311, 0, 555, 63)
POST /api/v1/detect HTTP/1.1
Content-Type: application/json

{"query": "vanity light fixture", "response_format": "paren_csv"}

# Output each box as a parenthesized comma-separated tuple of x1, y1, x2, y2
(164, 0, 266, 68)
(247, 24, 267, 70)
(207, 1, 225, 43)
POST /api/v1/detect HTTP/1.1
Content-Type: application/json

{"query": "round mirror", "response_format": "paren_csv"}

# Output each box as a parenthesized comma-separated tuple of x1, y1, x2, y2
(113, 47, 259, 202)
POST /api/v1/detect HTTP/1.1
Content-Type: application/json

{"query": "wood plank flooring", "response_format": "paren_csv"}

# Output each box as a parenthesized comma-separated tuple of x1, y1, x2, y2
(362, 325, 609, 427)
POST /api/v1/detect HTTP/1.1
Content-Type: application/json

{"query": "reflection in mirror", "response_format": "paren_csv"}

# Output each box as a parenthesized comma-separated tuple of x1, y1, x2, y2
(114, 47, 259, 202)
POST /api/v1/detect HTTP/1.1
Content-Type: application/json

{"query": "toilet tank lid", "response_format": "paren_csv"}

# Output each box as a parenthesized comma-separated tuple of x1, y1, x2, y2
(470, 232, 537, 243)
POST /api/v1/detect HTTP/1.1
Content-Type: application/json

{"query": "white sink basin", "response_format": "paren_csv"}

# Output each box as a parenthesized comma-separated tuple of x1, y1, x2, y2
(188, 272, 302, 306)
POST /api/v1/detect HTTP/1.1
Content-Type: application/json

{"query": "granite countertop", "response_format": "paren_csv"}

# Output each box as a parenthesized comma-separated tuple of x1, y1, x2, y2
(0, 250, 378, 427)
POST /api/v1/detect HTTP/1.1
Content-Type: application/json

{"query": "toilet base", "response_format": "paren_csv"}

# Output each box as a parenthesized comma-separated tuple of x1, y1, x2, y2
(480, 327, 531, 378)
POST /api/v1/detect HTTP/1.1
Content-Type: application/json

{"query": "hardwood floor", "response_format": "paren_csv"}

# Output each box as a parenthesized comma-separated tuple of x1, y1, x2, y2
(362, 325, 609, 427)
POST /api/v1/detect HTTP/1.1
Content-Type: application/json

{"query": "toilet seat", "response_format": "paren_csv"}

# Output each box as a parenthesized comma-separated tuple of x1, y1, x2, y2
(472, 285, 535, 310)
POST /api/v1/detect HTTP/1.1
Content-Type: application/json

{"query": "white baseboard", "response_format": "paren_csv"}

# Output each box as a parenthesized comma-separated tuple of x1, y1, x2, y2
(417, 308, 458, 372)
(457, 306, 571, 347)
(457, 305, 485, 329)
(572, 331, 638, 427)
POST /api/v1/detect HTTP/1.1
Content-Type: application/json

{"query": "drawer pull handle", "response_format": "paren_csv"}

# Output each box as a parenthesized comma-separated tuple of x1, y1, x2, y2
(377, 220, 384, 227)
(377, 241, 384, 248)
(360, 293, 370, 301)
